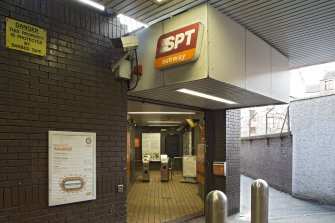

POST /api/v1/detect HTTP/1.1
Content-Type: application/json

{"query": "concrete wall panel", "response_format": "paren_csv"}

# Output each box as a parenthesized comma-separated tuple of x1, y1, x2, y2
(246, 30, 272, 97)
(272, 49, 290, 103)
(162, 4, 209, 85)
(291, 95, 335, 205)
(208, 5, 246, 89)
(135, 22, 164, 91)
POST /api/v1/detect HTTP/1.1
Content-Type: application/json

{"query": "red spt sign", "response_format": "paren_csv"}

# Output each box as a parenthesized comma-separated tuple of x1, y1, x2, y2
(155, 22, 204, 69)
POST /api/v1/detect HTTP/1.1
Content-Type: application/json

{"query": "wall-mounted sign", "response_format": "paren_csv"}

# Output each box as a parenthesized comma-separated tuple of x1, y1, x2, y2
(6, 18, 47, 56)
(48, 131, 96, 206)
(142, 133, 161, 161)
(213, 161, 226, 176)
(155, 22, 204, 69)
(135, 137, 140, 148)
(183, 155, 197, 178)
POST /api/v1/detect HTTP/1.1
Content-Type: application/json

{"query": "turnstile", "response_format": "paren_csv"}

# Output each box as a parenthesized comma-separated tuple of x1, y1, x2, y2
(161, 155, 169, 182)
(142, 156, 150, 182)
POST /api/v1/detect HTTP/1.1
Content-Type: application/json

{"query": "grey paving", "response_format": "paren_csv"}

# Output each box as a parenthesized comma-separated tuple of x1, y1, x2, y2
(186, 175, 335, 223)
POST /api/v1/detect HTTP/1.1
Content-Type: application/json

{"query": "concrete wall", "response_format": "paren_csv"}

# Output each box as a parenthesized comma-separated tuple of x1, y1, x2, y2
(291, 95, 335, 205)
(240, 134, 292, 193)
(0, 0, 127, 222)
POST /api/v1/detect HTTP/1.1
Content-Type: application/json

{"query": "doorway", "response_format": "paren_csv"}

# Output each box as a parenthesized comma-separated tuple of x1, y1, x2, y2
(165, 134, 179, 158)
(127, 100, 205, 222)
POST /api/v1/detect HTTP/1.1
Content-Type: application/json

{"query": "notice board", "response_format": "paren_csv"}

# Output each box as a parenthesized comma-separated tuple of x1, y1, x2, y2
(142, 133, 161, 161)
(183, 155, 197, 177)
(6, 18, 47, 56)
(48, 131, 96, 206)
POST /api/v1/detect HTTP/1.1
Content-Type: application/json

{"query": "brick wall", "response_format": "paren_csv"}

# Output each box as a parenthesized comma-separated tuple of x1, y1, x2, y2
(0, 0, 127, 222)
(226, 110, 241, 215)
(205, 109, 241, 216)
(240, 134, 292, 194)
(291, 95, 335, 205)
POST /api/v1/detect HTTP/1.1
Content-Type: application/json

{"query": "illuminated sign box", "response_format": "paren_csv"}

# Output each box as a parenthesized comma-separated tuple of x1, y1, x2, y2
(155, 22, 204, 69)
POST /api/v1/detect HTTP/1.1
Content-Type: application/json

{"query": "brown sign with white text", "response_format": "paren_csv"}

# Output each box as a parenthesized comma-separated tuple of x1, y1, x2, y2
(155, 22, 204, 69)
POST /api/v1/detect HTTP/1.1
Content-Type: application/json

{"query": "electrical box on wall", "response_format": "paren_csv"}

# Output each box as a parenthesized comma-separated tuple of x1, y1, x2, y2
(115, 60, 131, 80)
(213, 161, 226, 176)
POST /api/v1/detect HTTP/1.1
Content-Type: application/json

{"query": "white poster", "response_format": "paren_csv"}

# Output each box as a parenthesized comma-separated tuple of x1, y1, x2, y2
(183, 155, 197, 177)
(142, 133, 161, 161)
(48, 131, 96, 206)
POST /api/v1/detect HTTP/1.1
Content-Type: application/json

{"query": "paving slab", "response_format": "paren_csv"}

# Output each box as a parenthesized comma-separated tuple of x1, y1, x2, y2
(186, 175, 335, 223)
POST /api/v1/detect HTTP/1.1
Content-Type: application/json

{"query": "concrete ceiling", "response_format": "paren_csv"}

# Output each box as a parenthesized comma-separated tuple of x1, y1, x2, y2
(94, 0, 335, 69)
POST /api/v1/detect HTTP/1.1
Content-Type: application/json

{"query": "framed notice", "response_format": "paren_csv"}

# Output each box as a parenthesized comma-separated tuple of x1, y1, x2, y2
(183, 155, 197, 177)
(6, 18, 47, 56)
(48, 131, 96, 206)
(142, 133, 161, 161)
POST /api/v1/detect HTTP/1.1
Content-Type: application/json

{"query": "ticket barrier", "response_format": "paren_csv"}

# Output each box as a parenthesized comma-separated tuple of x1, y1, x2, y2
(161, 155, 169, 182)
(142, 156, 150, 182)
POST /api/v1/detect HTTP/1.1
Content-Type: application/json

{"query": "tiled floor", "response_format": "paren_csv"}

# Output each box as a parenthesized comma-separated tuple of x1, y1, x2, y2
(127, 171, 204, 223)
(187, 175, 335, 223)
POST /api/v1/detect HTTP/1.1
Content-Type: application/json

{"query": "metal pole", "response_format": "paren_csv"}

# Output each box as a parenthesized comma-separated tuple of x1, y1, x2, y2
(251, 179, 269, 223)
(266, 106, 275, 136)
(205, 190, 228, 223)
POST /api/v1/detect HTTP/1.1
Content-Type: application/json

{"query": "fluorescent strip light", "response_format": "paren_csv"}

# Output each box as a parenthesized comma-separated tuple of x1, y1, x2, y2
(147, 121, 182, 124)
(152, 0, 170, 4)
(128, 112, 196, 115)
(78, 0, 105, 11)
(177, 89, 237, 105)
(148, 124, 179, 127)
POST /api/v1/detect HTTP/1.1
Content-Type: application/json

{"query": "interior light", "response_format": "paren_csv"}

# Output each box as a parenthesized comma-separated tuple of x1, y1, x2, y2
(147, 121, 182, 124)
(128, 112, 196, 115)
(152, 0, 170, 4)
(78, 0, 105, 11)
(148, 124, 179, 127)
(177, 89, 237, 105)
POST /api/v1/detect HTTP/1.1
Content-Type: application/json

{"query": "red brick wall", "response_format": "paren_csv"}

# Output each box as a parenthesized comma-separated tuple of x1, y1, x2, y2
(0, 0, 127, 222)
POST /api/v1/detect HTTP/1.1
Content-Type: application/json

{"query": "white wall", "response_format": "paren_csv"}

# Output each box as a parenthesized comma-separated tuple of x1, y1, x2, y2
(290, 95, 335, 204)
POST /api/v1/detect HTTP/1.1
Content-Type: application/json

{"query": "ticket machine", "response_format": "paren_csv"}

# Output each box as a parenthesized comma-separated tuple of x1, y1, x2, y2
(142, 155, 150, 182)
(160, 155, 169, 182)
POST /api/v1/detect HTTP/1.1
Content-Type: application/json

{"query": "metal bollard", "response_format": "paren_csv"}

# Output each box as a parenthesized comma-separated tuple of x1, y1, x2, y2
(205, 190, 228, 223)
(251, 179, 269, 223)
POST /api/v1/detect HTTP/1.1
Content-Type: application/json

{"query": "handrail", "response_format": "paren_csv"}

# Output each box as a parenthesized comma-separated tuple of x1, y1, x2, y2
(249, 112, 258, 137)
(265, 106, 275, 136)
(280, 106, 290, 137)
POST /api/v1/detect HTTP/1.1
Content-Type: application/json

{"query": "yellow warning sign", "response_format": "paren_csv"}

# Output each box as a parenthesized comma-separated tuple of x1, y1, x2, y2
(6, 18, 47, 56)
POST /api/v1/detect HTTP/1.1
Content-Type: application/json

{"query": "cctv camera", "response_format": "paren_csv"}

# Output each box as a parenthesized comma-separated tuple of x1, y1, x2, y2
(112, 36, 139, 51)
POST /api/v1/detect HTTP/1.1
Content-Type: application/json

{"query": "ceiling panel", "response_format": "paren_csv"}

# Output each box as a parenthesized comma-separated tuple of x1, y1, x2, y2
(128, 78, 283, 110)
(127, 101, 203, 126)
(92, 0, 335, 69)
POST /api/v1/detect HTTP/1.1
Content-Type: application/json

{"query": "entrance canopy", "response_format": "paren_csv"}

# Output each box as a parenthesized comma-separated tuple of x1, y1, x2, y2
(129, 4, 289, 110)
